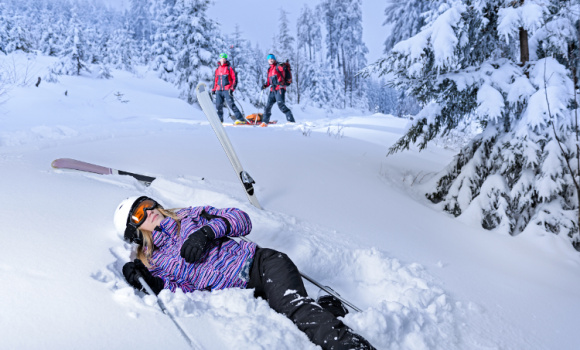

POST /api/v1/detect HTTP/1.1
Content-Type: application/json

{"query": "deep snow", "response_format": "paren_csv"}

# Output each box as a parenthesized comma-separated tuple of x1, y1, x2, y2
(1, 53, 579, 350)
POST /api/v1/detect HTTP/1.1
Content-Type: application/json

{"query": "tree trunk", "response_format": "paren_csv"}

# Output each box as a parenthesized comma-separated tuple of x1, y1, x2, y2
(519, 27, 529, 66)
(296, 47, 300, 104)
(340, 46, 347, 108)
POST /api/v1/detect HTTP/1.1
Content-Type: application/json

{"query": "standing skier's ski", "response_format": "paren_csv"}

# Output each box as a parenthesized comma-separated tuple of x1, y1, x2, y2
(51, 158, 156, 186)
(196, 82, 262, 209)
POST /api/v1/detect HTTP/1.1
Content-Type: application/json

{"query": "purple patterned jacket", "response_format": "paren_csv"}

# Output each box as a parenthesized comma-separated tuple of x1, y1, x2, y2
(148, 206, 256, 293)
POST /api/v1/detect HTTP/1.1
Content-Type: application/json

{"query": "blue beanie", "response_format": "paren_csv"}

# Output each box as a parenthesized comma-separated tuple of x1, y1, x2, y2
(266, 54, 276, 61)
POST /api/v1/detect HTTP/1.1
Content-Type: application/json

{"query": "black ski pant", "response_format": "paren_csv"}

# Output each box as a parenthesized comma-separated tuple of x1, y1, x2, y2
(262, 89, 295, 123)
(246, 248, 375, 350)
(215, 90, 244, 122)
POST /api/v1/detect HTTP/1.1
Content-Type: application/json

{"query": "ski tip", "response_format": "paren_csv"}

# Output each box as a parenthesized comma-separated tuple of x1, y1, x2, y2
(195, 82, 207, 94)
(51, 158, 71, 168)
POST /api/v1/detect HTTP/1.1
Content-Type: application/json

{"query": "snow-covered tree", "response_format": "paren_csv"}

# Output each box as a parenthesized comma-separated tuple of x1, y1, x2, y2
(221, 25, 264, 105)
(373, 0, 580, 248)
(383, 0, 434, 53)
(39, 23, 62, 57)
(107, 25, 138, 72)
(367, 79, 399, 115)
(297, 5, 322, 62)
(129, 0, 153, 63)
(319, 0, 368, 108)
(150, 0, 178, 82)
(0, 4, 10, 54)
(274, 9, 295, 63)
(173, 0, 222, 104)
(53, 11, 90, 76)
(296, 4, 323, 105)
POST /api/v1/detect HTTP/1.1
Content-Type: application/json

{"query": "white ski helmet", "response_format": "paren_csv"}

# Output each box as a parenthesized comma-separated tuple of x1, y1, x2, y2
(113, 196, 142, 236)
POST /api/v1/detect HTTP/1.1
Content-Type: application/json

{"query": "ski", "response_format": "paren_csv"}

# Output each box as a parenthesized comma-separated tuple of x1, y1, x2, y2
(222, 121, 278, 126)
(196, 82, 262, 209)
(51, 158, 156, 186)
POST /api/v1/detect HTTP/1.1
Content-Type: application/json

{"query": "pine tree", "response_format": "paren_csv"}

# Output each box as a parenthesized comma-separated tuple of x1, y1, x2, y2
(297, 4, 322, 61)
(296, 4, 322, 105)
(130, 0, 153, 63)
(0, 3, 10, 54)
(383, 0, 434, 53)
(273, 9, 296, 102)
(173, 0, 222, 104)
(107, 25, 138, 72)
(319, 0, 368, 108)
(53, 11, 90, 76)
(3, 10, 32, 53)
(374, 0, 580, 248)
(150, 0, 178, 82)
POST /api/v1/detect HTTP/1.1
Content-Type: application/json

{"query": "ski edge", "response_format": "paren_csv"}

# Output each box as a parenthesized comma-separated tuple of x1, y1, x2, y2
(51, 158, 156, 186)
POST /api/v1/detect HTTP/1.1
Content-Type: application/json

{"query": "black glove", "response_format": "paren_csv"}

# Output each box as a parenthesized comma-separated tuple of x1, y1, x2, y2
(229, 90, 234, 97)
(261, 83, 267, 90)
(180, 226, 216, 264)
(211, 90, 216, 96)
(122, 259, 164, 295)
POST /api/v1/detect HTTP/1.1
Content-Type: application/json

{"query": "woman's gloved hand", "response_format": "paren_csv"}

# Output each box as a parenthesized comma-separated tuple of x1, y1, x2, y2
(180, 226, 216, 264)
(122, 259, 164, 295)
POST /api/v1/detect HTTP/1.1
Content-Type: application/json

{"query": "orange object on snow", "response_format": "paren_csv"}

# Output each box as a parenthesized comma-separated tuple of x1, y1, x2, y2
(245, 113, 263, 124)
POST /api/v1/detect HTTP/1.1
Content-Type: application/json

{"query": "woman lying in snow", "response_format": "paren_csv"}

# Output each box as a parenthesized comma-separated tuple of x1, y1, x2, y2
(114, 196, 374, 350)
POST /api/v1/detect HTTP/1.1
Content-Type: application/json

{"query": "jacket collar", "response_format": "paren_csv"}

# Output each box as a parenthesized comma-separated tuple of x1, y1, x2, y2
(151, 216, 178, 248)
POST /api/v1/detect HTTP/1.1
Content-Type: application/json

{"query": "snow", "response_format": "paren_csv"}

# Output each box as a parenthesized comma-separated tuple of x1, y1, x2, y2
(476, 84, 504, 123)
(1, 52, 579, 349)
(498, 1, 547, 42)
(392, 3, 466, 71)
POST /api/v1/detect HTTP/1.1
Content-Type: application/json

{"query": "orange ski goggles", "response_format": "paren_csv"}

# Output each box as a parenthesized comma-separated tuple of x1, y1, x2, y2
(124, 196, 159, 244)
(128, 197, 158, 227)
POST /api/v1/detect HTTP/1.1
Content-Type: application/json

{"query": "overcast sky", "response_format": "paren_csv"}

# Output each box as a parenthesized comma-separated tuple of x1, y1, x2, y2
(109, 0, 387, 63)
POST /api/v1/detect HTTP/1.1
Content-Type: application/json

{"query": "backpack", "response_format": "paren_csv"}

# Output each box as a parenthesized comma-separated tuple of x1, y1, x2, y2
(246, 113, 263, 124)
(230, 65, 238, 90)
(279, 60, 292, 86)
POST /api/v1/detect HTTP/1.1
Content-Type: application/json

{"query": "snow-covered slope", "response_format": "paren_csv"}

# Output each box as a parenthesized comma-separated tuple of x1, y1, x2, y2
(1, 53, 578, 350)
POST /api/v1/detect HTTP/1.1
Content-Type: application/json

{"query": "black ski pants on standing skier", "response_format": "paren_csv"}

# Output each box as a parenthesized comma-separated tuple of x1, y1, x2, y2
(246, 248, 375, 350)
(215, 90, 244, 122)
(262, 89, 295, 123)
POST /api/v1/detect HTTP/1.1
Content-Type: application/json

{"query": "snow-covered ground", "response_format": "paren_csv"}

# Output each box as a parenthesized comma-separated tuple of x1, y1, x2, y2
(1, 53, 578, 350)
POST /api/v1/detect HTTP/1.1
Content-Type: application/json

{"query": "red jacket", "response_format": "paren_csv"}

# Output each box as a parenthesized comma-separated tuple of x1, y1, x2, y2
(264, 63, 286, 91)
(213, 61, 236, 92)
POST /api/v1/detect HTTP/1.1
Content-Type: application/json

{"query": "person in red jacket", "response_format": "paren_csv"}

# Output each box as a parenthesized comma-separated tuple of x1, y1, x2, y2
(260, 54, 295, 127)
(212, 53, 246, 124)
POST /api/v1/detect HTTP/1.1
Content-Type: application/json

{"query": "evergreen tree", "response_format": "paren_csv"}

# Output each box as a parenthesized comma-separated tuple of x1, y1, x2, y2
(319, 0, 368, 108)
(296, 4, 322, 105)
(150, 0, 178, 82)
(0, 4, 10, 54)
(3, 10, 32, 53)
(53, 11, 90, 76)
(130, 0, 153, 63)
(297, 4, 322, 61)
(373, 0, 580, 248)
(107, 25, 138, 72)
(383, 0, 434, 53)
(222, 25, 263, 104)
(173, 0, 222, 104)
(273, 9, 296, 102)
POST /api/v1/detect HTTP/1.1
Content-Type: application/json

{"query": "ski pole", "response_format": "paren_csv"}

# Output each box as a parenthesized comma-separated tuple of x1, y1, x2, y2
(233, 94, 245, 118)
(137, 276, 202, 350)
(238, 237, 362, 313)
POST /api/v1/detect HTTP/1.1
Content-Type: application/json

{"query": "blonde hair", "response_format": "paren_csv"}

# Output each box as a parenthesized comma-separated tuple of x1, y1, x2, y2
(136, 208, 182, 268)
